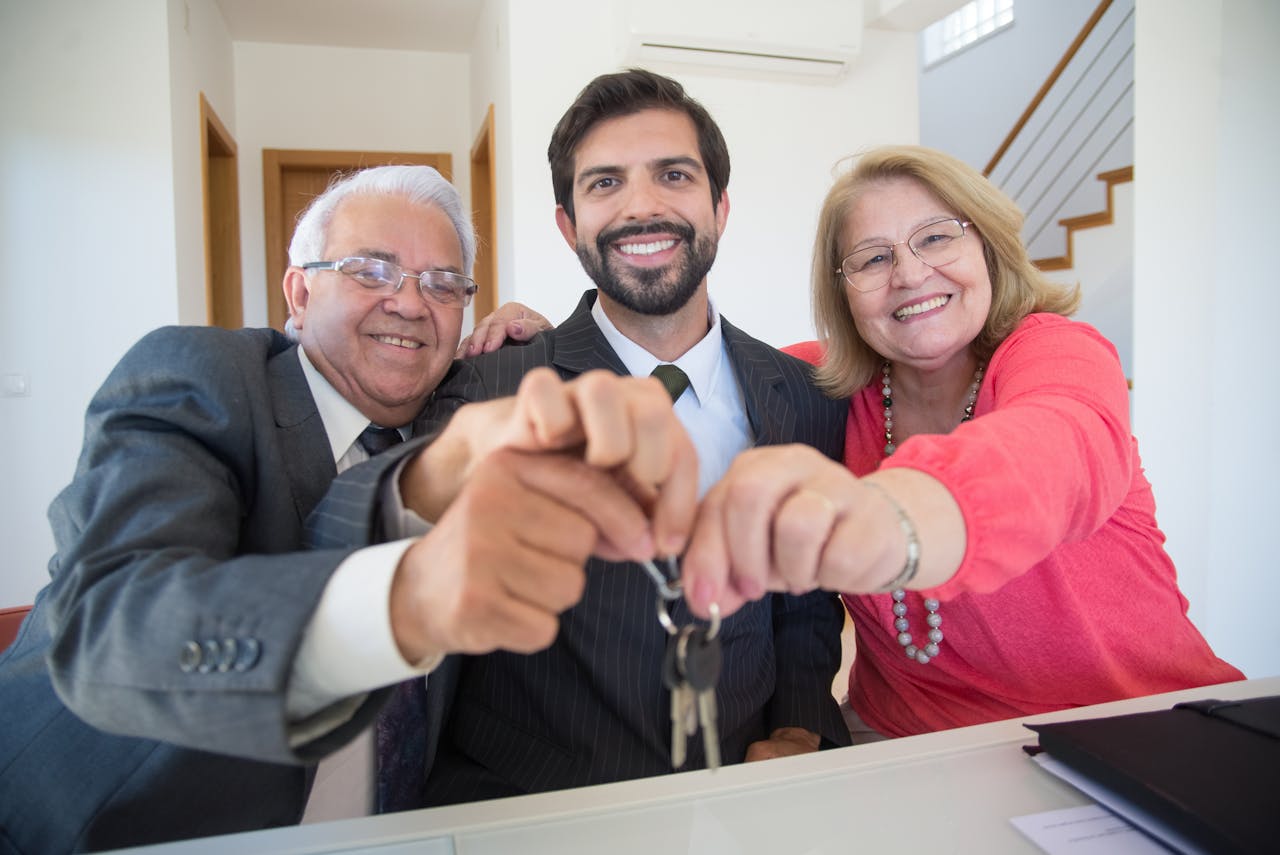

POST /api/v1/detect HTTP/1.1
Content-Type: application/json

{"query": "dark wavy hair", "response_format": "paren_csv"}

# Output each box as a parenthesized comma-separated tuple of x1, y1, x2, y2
(547, 68, 729, 223)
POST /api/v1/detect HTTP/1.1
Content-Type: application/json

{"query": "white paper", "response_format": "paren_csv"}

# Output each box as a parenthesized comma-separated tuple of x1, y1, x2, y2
(1018, 752, 1208, 849)
(1010, 805, 1172, 854)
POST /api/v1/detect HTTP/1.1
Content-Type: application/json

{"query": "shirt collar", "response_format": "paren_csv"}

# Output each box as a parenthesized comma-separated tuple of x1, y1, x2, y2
(590, 295, 725, 405)
(297, 346, 391, 463)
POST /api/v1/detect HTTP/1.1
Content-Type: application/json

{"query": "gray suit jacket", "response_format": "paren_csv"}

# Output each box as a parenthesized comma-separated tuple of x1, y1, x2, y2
(311, 291, 851, 811)
(0, 327, 384, 854)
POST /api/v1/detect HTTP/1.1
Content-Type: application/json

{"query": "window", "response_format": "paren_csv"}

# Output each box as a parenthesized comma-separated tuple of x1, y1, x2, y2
(922, 0, 1015, 67)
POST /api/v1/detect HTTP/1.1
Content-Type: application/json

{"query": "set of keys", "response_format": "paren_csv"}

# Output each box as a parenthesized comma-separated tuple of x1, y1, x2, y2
(644, 558, 723, 771)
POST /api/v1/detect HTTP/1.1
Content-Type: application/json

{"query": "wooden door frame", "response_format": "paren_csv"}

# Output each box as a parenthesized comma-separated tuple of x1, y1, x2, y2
(470, 104, 498, 320)
(262, 150, 452, 331)
(200, 93, 242, 328)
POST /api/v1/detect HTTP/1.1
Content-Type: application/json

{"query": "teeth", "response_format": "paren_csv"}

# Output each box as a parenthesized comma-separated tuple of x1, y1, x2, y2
(894, 295, 949, 320)
(374, 335, 422, 349)
(618, 239, 676, 256)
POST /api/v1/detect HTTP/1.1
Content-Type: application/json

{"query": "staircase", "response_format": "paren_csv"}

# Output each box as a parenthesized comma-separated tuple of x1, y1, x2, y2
(1035, 165, 1131, 271)
(984, 0, 1134, 264)
(981, 0, 1134, 384)
(1037, 168, 1133, 383)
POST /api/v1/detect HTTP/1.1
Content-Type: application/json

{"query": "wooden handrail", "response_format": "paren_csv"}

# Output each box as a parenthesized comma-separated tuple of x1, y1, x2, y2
(983, 0, 1114, 177)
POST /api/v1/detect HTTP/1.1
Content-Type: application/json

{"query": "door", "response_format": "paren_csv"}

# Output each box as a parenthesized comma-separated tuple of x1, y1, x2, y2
(201, 94, 242, 329)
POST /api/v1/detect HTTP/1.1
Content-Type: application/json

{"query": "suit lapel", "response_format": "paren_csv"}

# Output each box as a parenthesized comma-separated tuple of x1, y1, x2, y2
(552, 296, 798, 446)
(551, 291, 629, 377)
(722, 318, 795, 447)
(267, 343, 336, 523)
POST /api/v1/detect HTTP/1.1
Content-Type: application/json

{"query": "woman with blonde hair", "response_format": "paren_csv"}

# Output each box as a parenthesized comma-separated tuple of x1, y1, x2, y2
(683, 145, 1241, 739)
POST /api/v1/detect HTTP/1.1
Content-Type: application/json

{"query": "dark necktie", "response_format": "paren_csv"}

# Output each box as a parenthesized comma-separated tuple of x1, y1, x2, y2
(376, 676, 428, 813)
(358, 422, 423, 811)
(651, 363, 690, 402)
(357, 424, 403, 457)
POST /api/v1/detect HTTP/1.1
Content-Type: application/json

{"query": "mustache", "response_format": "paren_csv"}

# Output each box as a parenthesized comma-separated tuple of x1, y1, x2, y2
(597, 220, 695, 249)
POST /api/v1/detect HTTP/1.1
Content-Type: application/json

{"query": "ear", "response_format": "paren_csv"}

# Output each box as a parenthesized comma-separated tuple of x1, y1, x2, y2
(713, 190, 730, 239)
(283, 267, 310, 331)
(554, 205, 579, 251)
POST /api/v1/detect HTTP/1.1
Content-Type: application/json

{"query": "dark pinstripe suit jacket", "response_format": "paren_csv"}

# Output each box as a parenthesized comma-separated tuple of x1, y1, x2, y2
(310, 290, 851, 810)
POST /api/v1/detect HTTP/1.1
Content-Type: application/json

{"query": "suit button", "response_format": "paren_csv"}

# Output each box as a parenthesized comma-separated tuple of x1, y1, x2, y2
(216, 638, 238, 672)
(198, 639, 221, 673)
(179, 640, 202, 673)
(232, 637, 261, 672)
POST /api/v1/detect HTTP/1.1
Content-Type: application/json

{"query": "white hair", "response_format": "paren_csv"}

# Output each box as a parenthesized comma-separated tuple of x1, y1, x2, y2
(287, 165, 476, 274)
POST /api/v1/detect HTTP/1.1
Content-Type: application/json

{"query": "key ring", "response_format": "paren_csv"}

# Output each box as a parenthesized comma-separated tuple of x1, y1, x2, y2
(642, 557, 683, 601)
(656, 593, 720, 641)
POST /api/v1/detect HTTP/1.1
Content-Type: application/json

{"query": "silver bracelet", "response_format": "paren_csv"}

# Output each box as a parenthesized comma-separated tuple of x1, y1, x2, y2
(862, 481, 920, 593)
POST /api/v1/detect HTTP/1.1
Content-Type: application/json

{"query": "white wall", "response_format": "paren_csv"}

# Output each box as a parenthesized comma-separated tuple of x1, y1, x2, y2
(233, 43, 473, 329)
(467, 0, 515, 312)
(919, 0, 1098, 169)
(498, 0, 919, 348)
(168, 0, 237, 326)
(0, 0, 186, 607)
(1133, 0, 1280, 677)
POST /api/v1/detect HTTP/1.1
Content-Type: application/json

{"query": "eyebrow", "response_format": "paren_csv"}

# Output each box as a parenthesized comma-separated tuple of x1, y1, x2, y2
(850, 215, 958, 250)
(350, 248, 464, 275)
(575, 155, 705, 190)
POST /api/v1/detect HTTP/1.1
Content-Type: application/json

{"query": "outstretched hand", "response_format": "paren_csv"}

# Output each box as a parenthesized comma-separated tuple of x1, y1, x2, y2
(389, 448, 663, 662)
(403, 367, 699, 558)
(679, 445, 964, 619)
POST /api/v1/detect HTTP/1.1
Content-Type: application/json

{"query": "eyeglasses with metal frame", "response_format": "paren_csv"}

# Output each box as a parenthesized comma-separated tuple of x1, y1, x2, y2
(302, 256, 478, 307)
(836, 218, 972, 293)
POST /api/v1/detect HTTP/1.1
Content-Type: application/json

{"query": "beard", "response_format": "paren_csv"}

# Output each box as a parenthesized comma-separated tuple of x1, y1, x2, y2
(575, 220, 718, 316)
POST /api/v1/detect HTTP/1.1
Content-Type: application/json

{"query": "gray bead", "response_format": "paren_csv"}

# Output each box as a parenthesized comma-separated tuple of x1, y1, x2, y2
(924, 643, 940, 657)
(926, 613, 942, 628)
(923, 598, 940, 611)
(897, 631, 913, 646)
(928, 628, 943, 643)
(892, 602, 908, 617)
(914, 651, 931, 664)
(904, 645, 918, 659)
(891, 589, 907, 602)
(895, 618, 909, 632)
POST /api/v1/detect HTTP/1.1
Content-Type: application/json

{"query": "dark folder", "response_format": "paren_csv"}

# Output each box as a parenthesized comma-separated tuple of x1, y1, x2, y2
(1025, 695, 1280, 855)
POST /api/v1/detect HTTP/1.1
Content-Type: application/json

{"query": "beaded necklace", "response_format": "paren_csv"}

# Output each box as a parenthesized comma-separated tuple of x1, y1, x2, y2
(880, 360, 984, 664)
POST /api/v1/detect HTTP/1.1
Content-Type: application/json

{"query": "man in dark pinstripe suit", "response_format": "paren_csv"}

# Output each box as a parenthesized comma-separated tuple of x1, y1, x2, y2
(310, 69, 852, 811)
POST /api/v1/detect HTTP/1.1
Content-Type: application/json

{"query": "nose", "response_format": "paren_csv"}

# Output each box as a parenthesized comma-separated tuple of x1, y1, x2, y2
(619, 180, 666, 221)
(381, 275, 430, 319)
(888, 244, 933, 288)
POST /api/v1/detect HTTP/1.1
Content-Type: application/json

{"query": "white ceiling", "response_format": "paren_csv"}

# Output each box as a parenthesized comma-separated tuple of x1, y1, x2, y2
(213, 0, 484, 52)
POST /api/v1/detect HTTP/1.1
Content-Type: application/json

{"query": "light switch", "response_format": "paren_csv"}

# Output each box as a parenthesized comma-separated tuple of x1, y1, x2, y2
(2, 373, 30, 397)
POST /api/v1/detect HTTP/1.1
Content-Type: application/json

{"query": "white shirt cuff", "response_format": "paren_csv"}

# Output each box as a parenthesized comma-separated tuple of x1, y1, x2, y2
(287, 538, 441, 725)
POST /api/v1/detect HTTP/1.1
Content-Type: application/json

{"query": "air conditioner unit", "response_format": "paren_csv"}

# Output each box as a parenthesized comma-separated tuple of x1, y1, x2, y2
(622, 0, 861, 80)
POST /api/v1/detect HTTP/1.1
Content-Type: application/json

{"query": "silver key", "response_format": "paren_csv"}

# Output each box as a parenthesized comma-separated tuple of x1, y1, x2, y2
(662, 631, 691, 768)
(678, 623, 723, 771)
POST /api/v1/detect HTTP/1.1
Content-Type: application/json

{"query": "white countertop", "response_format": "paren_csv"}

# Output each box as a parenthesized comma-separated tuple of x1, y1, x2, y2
(113, 676, 1280, 855)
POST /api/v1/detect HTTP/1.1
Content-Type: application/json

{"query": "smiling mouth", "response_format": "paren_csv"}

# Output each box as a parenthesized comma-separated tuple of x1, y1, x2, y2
(372, 335, 423, 350)
(894, 295, 950, 321)
(617, 238, 677, 256)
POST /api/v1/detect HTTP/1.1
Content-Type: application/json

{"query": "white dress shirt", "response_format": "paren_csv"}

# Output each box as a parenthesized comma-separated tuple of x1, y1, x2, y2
(291, 347, 434, 822)
(591, 297, 754, 496)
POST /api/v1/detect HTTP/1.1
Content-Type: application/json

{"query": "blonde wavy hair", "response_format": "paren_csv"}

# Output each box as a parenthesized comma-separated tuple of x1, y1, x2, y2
(811, 145, 1080, 397)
